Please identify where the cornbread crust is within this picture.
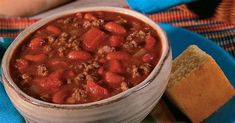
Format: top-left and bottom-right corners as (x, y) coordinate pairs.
(166, 45), (234, 123)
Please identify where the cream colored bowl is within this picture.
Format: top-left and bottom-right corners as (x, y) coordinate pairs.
(1, 7), (172, 123)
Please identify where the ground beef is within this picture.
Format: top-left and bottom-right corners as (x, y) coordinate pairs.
(47, 35), (56, 44)
(124, 40), (139, 49)
(60, 32), (69, 38)
(85, 74), (99, 81)
(92, 61), (100, 68)
(131, 65), (140, 78)
(21, 74), (31, 82)
(126, 30), (146, 41)
(75, 73), (85, 81)
(43, 45), (52, 53)
(37, 64), (48, 76)
(140, 63), (152, 74)
(63, 17), (73, 24)
(66, 39), (80, 50)
(58, 47), (67, 57)
(67, 89), (80, 103)
(121, 82), (129, 91)
(67, 88), (89, 104)
(83, 61), (100, 72)
(115, 16), (127, 24)
(91, 19), (104, 27)
(68, 36), (77, 43)
(83, 20), (92, 28)
(98, 45), (115, 55)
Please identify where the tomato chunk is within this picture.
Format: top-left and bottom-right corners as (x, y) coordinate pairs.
(105, 72), (124, 88)
(48, 59), (68, 68)
(29, 37), (44, 50)
(52, 86), (71, 104)
(84, 13), (97, 21)
(46, 25), (62, 35)
(104, 22), (126, 35)
(68, 50), (92, 61)
(98, 66), (105, 75)
(24, 54), (47, 62)
(64, 70), (76, 79)
(106, 51), (130, 61)
(145, 34), (156, 50)
(109, 60), (125, 73)
(46, 69), (64, 88)
(33, 78), (47, 89)
(86, 80), (109, 100)
(142, 53), (154, 62)
(76, 12), (83, 19)
(83, 28), (106, 51)
(108, 35), (123, 47)
(52, 90), (68, 104)
(34, 70), (64, 90)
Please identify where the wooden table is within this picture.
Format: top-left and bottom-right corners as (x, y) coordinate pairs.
(34, 0), (126, 18)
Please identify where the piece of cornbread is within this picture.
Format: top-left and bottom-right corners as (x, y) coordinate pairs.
(166, 45), (234, 123)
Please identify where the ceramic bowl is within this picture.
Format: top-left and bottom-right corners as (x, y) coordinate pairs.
(1, 7), (172, 123)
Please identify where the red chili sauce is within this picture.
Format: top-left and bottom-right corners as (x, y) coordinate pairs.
(10, 11), (162, 104)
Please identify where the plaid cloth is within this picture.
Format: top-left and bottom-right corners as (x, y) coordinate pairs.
(0, 6), (234, 57)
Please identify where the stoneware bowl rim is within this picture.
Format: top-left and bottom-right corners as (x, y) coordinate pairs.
(2, 6), (170, 109)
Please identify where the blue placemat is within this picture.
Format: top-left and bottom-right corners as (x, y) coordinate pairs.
(159, 23), (235, 123)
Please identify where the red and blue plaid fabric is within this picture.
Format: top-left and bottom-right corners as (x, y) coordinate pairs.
(0, 6), (234, 57)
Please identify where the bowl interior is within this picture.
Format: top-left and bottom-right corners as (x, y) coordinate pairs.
(2, 6), (170, 108)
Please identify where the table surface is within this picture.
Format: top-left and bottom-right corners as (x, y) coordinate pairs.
(34, 0), (126, 18)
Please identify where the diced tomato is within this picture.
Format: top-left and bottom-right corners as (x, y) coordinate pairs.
(24, 54), (47, 62)
(33, 78), (48, 89)
(131, 21), (141, 30)
(52, 90), (68, 104)
(83, 28), (106, 51)
(106, 51), (130, 61)
(86, 80), (109, 100)
(64, 70), (76, 79)
(46, 25), (62, 35)
(109, 60), (125, 73)
(98, 58), (106, 63)
(76, 12), (83, 19)
(29, 37), (44, 50)
(105, 72), (124, 88)
(84, 13), (97, 21)
(142, 53), (154, 62)
(33, 71), (66, 91)
(145, 34), (156, 50)
(15, 59), (29, 73)
(68, 50), (92, 61)
(98, 66), (105, 75)
(48, 59), (68, 68)
(108, 35), (124, 47)
(46, 69), (64, 88)
(104, 22), (126, 35)
(52, 86), (71, 104)
(96, 11), (104, 17)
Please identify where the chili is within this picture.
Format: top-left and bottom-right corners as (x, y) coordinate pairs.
(10, 11), (162, 104)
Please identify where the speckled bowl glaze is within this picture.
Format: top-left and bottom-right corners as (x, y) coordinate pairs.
(2, 7), (172, 123)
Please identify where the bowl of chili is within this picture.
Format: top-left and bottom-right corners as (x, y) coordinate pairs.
(1, 7), (172, 123)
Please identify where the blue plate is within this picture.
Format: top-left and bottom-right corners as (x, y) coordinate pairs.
(158, 23), (235, 123)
